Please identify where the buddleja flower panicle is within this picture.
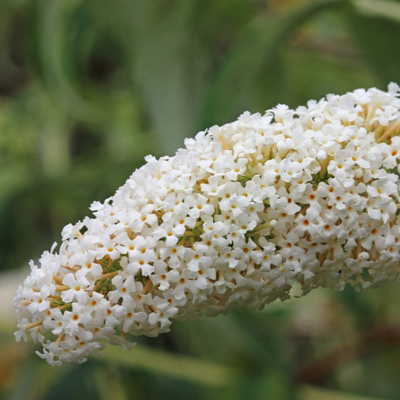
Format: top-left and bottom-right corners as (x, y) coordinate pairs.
(13, 83), (400, 365)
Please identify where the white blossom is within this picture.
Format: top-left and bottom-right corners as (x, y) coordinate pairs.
(13, 83), (400, 365)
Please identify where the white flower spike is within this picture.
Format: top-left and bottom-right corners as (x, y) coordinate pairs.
(13, 84), (400, 365)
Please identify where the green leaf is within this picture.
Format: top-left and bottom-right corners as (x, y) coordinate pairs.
(353, 0), (400, 23)
(279, 46), (375, 107)
(99, 344), (242, 388)
(347, 0), (400, 86)
(299, 384), (388, 400)
(29, 0), (101, 122)
(133, 0), (208, 155)
(202, 0), (345, 127)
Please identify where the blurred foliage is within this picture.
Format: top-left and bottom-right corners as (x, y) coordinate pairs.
(2, 0), (400, 399)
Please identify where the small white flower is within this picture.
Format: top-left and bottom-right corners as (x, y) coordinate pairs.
(61, 274), (91, 304)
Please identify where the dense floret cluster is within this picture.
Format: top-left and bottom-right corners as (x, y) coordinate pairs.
(13, 84), (400, 365)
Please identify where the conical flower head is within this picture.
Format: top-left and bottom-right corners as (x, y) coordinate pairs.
(13, 83), (400, 365)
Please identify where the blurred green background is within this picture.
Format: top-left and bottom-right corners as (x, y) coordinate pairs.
(2, 0), (400, 399)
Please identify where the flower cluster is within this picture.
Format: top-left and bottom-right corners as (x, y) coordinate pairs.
(13, 84), (400, 365)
